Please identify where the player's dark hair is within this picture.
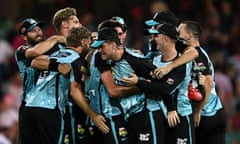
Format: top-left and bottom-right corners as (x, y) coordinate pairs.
(181, 20), (202, 40)
(97, 19), (123, 31)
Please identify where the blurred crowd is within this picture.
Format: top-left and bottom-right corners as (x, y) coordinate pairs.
(0, 0), (240, 143)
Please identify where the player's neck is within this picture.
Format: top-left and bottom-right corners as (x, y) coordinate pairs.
(189, 39), (200, 47)
(59, 29), (68, 37)
(162, 44), (178, 62)
(68, 46), (83, 56)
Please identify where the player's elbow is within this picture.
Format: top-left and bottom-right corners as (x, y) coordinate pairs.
(32, 49), (42, 57)
(108, 90), (119, 98)
(107, 89), (122, 98)
(191, 47), (199, 58)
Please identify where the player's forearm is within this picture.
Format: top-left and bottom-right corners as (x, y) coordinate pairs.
(101, 71), (139, 97)
(195, 75), (212, 112)
(74, 95), (97, 119)
(108, 86), (140, 97)
(25, 35), (63, 58)
(31, 55), (49, 70)
(70, 82), (97, 118)
(169, 47), (198, 70)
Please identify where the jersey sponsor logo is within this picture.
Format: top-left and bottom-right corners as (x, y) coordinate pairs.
(197, 62), (206, 71)
(88, 126), (95, 136)
(63, 134), (70, 144)
(21, 45), (30, 50)
(118, 127), (128, 136)
(81, 65), (87, 74)
(176, 138), (188, 144)
(139, 133), (150, 141)
(81, 74), (86, 81)
(166, 77), (174, 85)
(77, 124), (86, 140)
(118, 127), (128, 141)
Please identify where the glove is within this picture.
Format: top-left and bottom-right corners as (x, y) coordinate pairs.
(94, 52), (111, 73)
(188, 83), (203, 101)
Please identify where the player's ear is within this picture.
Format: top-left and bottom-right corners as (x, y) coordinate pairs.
(21, 34), (27, 41)
(80, 39), (84, 46)
(62, 20), (68, 28)
(187, 33), (193, 40)
(81, 38), (88, 45)
(82, 38), (91, 48)
(163, 35), (168, 42)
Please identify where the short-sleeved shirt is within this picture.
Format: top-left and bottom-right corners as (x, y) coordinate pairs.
(25, 48), (86, 114)
(112, 58), (145, 120)
(87, 51), (122, 119)
(15, 45), (39, 102)
(150, 53), (193, 117)
(122, 49), (163, 112)
(193, 47), (223, 116)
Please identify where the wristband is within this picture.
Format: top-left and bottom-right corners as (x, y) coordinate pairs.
(48, 58), (60, 72)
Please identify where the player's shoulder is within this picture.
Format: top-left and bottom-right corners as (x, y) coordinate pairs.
(176, 38), (189, 53)
(52, 48), (80, 64)
(16, 45), (30, 52)
(52, 48), (77, 57)
(15, 45), (32, 60)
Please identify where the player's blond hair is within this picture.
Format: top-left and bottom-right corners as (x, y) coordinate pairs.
(52, 7), (77, 32)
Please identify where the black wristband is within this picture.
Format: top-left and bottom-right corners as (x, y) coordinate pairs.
(48, 59), (60, 72)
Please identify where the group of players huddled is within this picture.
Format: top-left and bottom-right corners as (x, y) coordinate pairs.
(15, 7), (226, 144)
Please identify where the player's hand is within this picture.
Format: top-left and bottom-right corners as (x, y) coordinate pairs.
(58, 63), (71, 77)
(121, 73), (138, 86)
(47, 35), (66, 44)
(56, 35), (66, 44)
(153, 65), (172, 79)
(92, 114), (109, 134)
(167, 110), (180, 127)
(51, 35), (66, 43)
(194, 110), (201, 127)
(198, 73), (205, 86)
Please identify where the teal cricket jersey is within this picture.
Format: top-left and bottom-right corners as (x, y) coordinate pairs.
(25, 48), (83, 114)
(15, 45), (39, 102)
(193, 47), (223, 116)
(152, 53), (193, 117)
(123, 49), (163, 112)
(86, 51), (122, 119)
(112, 57), (145, 120)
